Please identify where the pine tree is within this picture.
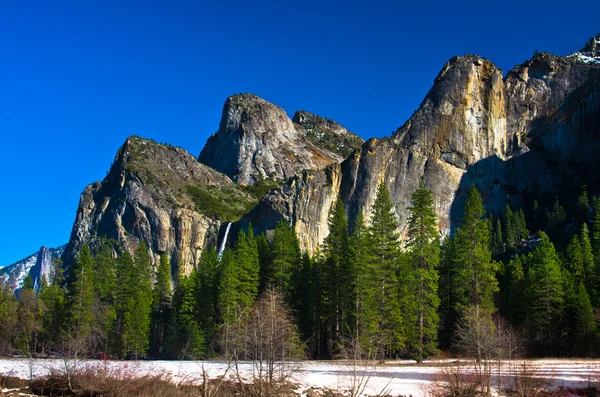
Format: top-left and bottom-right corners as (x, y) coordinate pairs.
(580, 223), (597, 305)
(506, 255), (526, 325)
(268, 221), (301, 306)
(92, 240), (117, 354)
(504, 205), (516, 252)
(438, 236), (460, 348)
(454, 185), (497, 360)
(196, 245), (219, 352)
(350, 212), (379, 354)
(115, 242), (153, 357)
(455, 185), (497, 312)
(573, 283), (596, 357)
(368, 183), (405, 354)
(67, 245), (95, 338)
(169, 274), (204, 359)
(566, 235), (584, 282)
(150, 254), (172, 358)
(122, 242), (153, 356)
(592, 197), (600, 303)
(323, 198), (351, 351)
(404, 184), (440, 362)
(577, 186), (590, 224)
(234, 229), (260, 309)
(492, 218), (504, 256)
(525, 232), (564, 354)
(38, 262), (66, 354)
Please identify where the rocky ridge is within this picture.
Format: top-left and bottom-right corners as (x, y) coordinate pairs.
(62, 136), (257, 275)
(62, 34), (600, 274)
(198, 94), (363, 186)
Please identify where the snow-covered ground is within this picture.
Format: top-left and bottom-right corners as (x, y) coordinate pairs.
(1, 358), (600, 396)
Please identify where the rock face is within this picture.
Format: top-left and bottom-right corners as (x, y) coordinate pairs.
(246, 46), (600, 252)
(198, 94), (363, 186)
(64, 34), (600, 272)
(0, 246), (64, 292)
(62, 136), (256, 275)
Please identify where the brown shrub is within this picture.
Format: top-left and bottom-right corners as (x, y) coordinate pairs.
(0, 375), (28, 389)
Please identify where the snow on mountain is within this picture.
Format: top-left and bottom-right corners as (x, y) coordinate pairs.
(0, 245), (65, 292)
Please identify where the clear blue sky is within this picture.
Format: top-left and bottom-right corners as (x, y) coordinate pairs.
(0, 0), (598, 266)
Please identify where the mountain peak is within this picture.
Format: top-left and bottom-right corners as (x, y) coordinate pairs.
(567, 33), (600, 64)
(199, 94), (354, 186)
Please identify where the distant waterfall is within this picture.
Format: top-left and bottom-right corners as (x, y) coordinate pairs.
(217, 222), (232, 259)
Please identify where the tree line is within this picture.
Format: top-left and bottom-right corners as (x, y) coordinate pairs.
(2, 184), (600, 360)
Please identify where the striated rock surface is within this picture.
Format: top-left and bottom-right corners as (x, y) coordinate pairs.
(63, 136), (257, 275)
(198, 94), (363, 186)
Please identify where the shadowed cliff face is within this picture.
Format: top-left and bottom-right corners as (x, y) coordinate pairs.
(198, 94), (363, 186)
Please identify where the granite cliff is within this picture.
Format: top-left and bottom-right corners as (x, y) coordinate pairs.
(63, 34), (600, 274)
(198, 94), (363, 186)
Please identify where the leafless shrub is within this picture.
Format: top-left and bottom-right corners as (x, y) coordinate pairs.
(504, 360), (551, 397)
(231, 289), (305, 396)
(424, 361), (488, 397)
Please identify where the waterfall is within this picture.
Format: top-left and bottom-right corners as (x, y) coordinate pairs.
(217, 222), (232, 259)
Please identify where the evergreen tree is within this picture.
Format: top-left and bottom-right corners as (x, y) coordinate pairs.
(323, 198), (351, 351)
(492, 218), (504, 256)
(368, 183), (405, 354)
(455, 185), (497, 312)
(234, 229), (260, 309)
(580, 223), (597, 305)
(506, 255), (526, 325)
(504, 205), (516, 252)
(196, 245), (219, 352)
(38, 262), (66, 353)
(115, 242), (153, 357)
(0, 279), (19, 355)
(566, 235), (584, 282)
(573, 283), (596, 357)
(547, 198), (566, 238)
(454, 185), (497, 360)
(404, 184), (440, 362)
(592, 197), (600, 301)
(150, 254), (172, 358)
(350, 212), (379, 354)
(67, 245), (95, 339)
(22, 274), (34, 292)
(92, 240), (117, 354)
(169, 274), (204, 359)
(577, 186), (590, 224)
(438, 236), (460, 348)
(525, 232), (564, 354)
(268, 221), (301, 306)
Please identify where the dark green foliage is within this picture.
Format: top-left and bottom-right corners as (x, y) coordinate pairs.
(547, 198), (566, 237)
(195, 246), (219, 352)
(404, 184), (440, 362)
(22, 274), (34, 291)
(114, 242), (153, 356)
(455, 186), (497, 313)
(524, 232), (564, 354)
(169, 274), (204, 359)
(264, 221), (301, 306)
(573, 283), (596, 356)
(368, 184), (405, 353)
(67, 245), (95, 337)
(323, 198), (352, 353)
(0, 279), (19, 355)
(150, 254), (172, 358)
